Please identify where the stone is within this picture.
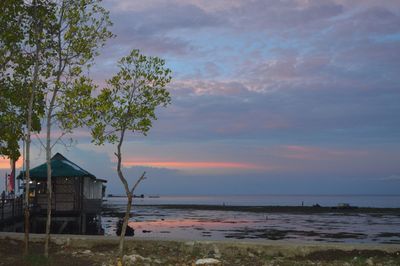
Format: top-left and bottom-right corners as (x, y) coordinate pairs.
(366, 257), (374, 266)
(186, 241), (195, 246)
(195, 258), (221, 265)
(123, 254), (152, 265)
(213, 245), (221, 259)
(54, 238), (66, 246)
(82, 249), (92, 254)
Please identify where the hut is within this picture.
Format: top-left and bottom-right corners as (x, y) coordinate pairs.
(18, 153), (107, 234)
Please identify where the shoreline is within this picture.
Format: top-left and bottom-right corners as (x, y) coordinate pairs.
(103, 204), (400, 214)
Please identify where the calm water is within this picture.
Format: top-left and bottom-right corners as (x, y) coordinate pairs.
(101, 195), (400, 244)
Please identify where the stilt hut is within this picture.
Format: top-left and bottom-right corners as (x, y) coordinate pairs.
(18, 153), (107, 234)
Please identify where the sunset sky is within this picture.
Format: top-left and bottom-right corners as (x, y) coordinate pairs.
(1, 0), (400, 195)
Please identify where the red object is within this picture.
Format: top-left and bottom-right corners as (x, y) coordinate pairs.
(7, 163), (15, 193)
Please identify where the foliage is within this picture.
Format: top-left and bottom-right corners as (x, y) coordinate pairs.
(0, 0), (54, 160)
(91, 49), (172, 145)
(48, 0), (114, 132)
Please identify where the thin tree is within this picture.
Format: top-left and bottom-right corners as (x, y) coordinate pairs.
(39, 0), (113, 257)
(90, 49), (171, 257)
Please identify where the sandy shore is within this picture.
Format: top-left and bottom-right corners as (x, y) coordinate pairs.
(1, 232), (399, 265)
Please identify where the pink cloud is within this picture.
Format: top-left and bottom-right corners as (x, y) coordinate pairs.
(121, 160), (266, 171)
(280, 145), (369, 160)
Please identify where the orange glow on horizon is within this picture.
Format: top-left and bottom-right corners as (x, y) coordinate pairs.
(122, 160), (264, 170)
(0, 157), (23, 169)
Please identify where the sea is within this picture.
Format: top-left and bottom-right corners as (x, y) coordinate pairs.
(101, 194), (400, 244)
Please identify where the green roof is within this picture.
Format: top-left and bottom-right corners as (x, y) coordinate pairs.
(18, 153), (97, 181)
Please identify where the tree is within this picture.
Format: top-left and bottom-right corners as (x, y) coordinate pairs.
(0, 0), (113, 256)
(0, 0), (52, 255)
(39, 0), (113, 257)
(90, 49), (171, 257)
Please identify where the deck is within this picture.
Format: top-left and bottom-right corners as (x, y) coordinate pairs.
(1, 196), (103, 234)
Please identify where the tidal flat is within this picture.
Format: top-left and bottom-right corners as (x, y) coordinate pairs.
(101, 204), (400, 244)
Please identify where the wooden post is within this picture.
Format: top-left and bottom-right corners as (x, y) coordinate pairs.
(82, 213), (86, 234)
(12, 198), (14, 218)
(1, 197), (4, 222)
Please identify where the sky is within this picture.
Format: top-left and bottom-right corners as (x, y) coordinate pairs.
(1, 0), (400, 195)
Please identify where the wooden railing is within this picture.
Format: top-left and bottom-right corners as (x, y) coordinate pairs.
(0, 197), (23, 225)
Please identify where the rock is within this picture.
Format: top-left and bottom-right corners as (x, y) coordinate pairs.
(248, 252), (255, 258)
(366, 257), (374, 266)
(212, 245), (221, 259)
(9, 240), (18, 246)
(123, 254), (152, 265)
(81, 249), (92, 254)
(195, 258), (221, 265)
(54, 238), (66, 246)
(116, 219), (135, 236)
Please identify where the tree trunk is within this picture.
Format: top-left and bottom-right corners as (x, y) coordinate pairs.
(118, 192), (132, 256)
(44, 3), (64, 255)
(116, 128), (129, 257)
(115, 129), (146, 257)
(44, 113), (52, 257)
(24, 0), (41, 255)
(24, 128), (31, 256)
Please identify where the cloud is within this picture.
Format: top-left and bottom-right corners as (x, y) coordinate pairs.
(121, 160), (266, 171)
(9, 0), (398, 195)
(0, 157), (23, 169)
(378, 175), (400, 182)
(226, 1), (344, 32)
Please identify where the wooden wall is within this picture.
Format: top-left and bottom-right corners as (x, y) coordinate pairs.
(36, 177), (78, 212)
(34, 177), (103, 214)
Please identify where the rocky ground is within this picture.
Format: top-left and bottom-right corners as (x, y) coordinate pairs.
(0, 235), (399, 266)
